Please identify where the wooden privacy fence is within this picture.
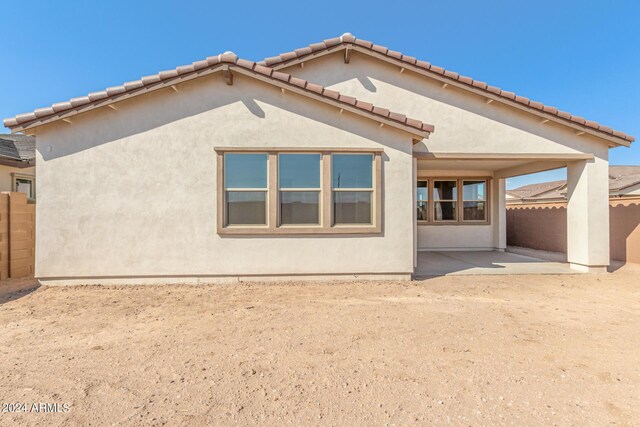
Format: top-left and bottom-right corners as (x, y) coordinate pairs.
(507, 197), (640, 264)
(0, 192), (35, 279)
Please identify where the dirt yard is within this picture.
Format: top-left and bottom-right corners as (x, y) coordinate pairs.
(1, 269), (639, 426)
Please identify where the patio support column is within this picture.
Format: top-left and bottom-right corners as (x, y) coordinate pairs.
(413, 157), (418, 270)
(492, 177), (506, 251)
(566, 156), (610, 272)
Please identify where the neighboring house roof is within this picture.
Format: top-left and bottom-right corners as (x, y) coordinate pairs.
(260, 33), (634, 146)
(609, 165), (640, 192)
(507, 166), (640, 202)
(0, 134), (35, 167)
(3, 53), (433, 138)
(506, 180), (566, 199)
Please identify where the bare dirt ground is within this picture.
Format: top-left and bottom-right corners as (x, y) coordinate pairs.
(1, 269), (639, 426)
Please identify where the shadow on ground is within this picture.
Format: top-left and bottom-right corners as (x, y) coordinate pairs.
(0, 278), (40, 305)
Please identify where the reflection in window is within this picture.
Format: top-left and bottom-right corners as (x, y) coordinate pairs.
(434, 180), (457, 221)
(332, 154), (372, 189)
(463, 180), (487, 221)
(224, 154), (268, 225)
(225, 153), (267, 188)
(417, 180), (428, 221)
(332, 154), (373, 224)
(334, 192), (372, 224)
(226, 192), (267, 225)
(15, 178), (34, 199)
(279, 154), (321, 225)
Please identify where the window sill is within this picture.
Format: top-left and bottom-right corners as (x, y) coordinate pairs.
(218, 225), (382, 235)
(417, 221), (490, 226)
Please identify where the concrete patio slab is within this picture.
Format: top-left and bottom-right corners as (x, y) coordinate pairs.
(415, 250), (581, 277)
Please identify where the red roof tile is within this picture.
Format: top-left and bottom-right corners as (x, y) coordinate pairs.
(3, 52), (434, 137)
(260, 34), (634, 144)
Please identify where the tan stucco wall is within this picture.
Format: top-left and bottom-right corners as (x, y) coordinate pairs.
(0, 165), (35, 193)
(34, 73), (416, 279)
(283, 52), (608, 251)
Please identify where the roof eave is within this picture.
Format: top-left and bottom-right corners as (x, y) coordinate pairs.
(269, 42), (633, 148)
(0, 157), (34, 168)
(6, 61), (433, 141)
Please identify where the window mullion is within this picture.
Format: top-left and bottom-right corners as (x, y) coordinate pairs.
(268, 152), (278, 231)
(374, 153), (382, 227)
(322, 152), (332, 229)
(457, 179), (462, 223)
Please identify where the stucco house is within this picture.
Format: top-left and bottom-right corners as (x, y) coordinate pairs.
(3, 34), (635, 284)
(0, 134), (36, 200)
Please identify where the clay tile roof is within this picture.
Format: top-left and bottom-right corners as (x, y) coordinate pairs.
(259, 34), (634, 145)
(3, 51), (434, 138)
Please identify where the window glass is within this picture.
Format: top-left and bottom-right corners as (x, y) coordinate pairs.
(434, 180), (457, 201)
(463, 202), (486, 221)
(463, 180), (487, 221)
(226, 192), (267, 225)
(279, 154), (320, 188)
(417, 181), (428, 221)
(334, 192), (372, 224)
(463, 180), (485, 201)
(434, 201), (457, 221)
(279, 154), (320, 225)
(16, 178), (33, 199)
(281, 192), (319, 225)
(225, 153), (267, 188)
(332, 154), (372, 189)
(434, 180), (457, 221)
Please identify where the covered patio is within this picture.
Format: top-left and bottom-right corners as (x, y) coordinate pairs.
(413, 151), (611, 274)
(414, 250), (578, 277)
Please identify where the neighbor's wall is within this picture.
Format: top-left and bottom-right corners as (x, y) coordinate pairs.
(0, 192), (36, 279)
(34, 73), (416, 279)
(506, 198), (640, 264)
(0, 165), (35, 193)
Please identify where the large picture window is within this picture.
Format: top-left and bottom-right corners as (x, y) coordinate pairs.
(417, 178), (489, 225)
(216, 148), (382, 235)
(332, 154), (373, 225)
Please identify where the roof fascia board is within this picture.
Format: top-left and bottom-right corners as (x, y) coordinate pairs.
(0, 158), (34, 168)
(414, 152), (594, 160)
(275, 45), (630, 148)
(495, 160), (568, 178)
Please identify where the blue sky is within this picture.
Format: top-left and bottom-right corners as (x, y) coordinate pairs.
(1, 1), (637, 189)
